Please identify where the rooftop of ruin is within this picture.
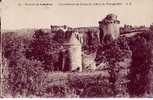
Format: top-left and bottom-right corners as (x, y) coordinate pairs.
(99, 13), (120, 25)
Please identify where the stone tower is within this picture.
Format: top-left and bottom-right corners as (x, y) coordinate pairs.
(63, 31), (82, 72)
(68, 31), (82, 72)
(99, 13), (120, 43)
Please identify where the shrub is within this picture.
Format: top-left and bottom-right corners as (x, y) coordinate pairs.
(67, 73), (112, 97)
(7, 57), (48, 97)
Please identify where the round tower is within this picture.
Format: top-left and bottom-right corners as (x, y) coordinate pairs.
(99, 13), (120, 43)
(66, 31), (82, 72)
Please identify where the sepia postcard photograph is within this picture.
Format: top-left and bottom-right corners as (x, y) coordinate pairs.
(0, 0), (153, 98)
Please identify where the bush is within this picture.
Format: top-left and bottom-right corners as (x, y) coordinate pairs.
(7, 57), (48, 97)
(67, 73), (112, 97)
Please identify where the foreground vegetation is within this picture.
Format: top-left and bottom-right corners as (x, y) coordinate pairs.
(1, 28), (153, 97)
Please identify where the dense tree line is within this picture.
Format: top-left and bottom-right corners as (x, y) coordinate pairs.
(128, 32), (153, 97)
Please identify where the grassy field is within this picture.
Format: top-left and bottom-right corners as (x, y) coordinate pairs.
(41, 71), (111, 98)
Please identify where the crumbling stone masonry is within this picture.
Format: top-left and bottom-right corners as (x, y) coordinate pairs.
(99, 13), (120, 43)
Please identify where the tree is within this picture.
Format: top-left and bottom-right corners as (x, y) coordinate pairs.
(2, 32), (24, 60)
(95, 36), (132, 96)
(128, 32), (153, 97)
(27, 29), (63, 71)
(83, 30), (99, 54)
(150, 24), (153, 31)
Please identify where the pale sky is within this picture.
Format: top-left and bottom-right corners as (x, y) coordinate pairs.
(1, 0), (153, 30)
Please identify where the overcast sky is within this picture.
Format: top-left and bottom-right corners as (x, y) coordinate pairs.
(1, 0), (153, 30)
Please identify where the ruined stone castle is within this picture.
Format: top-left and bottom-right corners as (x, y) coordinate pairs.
(51, 13), (120, 72)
